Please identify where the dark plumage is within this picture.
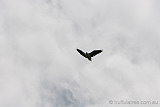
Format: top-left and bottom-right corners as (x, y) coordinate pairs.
(77, 49), (102, 61)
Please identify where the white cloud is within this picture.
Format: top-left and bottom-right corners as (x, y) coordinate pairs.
(0, 0), (160, 107)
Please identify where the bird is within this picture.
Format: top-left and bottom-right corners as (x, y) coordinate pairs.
(77, 48), (102, 61)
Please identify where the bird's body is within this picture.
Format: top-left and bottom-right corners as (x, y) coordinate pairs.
(77, 49), (102, 61)
(85, 52), (91, 61)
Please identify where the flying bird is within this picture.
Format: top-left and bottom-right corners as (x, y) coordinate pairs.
(77, 48), (102, 61)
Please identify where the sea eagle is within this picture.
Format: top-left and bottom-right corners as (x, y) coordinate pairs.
(77, 48), (102, 61)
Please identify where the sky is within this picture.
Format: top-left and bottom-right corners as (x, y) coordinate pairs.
(0, 0), (160, 107)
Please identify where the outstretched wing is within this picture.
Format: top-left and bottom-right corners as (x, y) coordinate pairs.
(77, 49), (87, 58)
(89, 50), (102, 57)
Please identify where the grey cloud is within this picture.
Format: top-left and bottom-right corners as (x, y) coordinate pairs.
(1, 0), (160, 107)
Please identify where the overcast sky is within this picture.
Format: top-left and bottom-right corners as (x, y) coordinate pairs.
(0, 0), (160, 107)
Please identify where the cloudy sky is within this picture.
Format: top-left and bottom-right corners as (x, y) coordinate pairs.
(0, 0), (160, 107)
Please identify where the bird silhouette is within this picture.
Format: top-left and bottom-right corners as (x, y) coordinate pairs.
(77, 48), (102, 61)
